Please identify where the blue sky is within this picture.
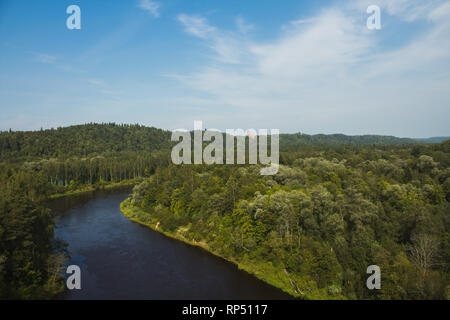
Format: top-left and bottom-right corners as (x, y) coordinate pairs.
(0, 0), (449, 138)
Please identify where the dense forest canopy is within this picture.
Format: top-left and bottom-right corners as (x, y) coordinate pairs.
(0, 123), (432, 161)
(124, 139), (450, 299)
(0, 170), (65, 298)
(0, 123), (172, 161)
(0, 123), (449, 299)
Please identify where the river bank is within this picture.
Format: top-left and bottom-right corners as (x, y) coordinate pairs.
(53, 190), (292, 299)
(120, 198), (301, 299)
(50, 178), (141, 199)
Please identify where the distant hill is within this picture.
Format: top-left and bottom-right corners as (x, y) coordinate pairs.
(280, 133), (417, 149)
(0, 123), (172, 161)
(415, 137), (450, 143)
(0, 123), (431, 161)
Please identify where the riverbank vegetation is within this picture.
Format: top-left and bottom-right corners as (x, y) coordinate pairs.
(1, 123), (449, 299)
(0, 124), (172, 299)
(124, 141), (450, 299)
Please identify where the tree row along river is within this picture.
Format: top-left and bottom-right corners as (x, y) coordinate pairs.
(49, 188), (291, 299)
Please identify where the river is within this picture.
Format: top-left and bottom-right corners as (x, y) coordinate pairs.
(51, 188), (292, 299)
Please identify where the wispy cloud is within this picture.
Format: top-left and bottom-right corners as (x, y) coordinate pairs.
(87, 78), (120, 97)
(236, 17), (254, 34)
(171, 1), (450, 136)
(352, 0), (442, 22)
(35, 53), (57, 64)
(33, 52), (86, 73)
(177, 14), (249, 64)
(177, 14), (216, 39)
(138, 0), (161, 18)
(88, 78), (105, 86)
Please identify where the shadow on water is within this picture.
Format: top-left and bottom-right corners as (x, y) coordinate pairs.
(49, 188), (293, 300)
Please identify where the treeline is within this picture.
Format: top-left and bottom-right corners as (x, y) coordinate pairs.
(1, 123), (423, 162)
(19, 152), (171, 189)
(0, 123), (172, 161)
(279, 133), (418, 150)
(0, 123), (428, 194)
(124, 140), (450, 299)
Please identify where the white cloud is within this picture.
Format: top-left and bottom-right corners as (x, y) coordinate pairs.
(100, 89), (120, 96)
(253, 9), (372, 78)
(177, 14), (247, 64)
(138, 0), (161, 18)
(88, 78), (105, 86)
(35, 53), (57, 64)
(33, 53), (86, 74)
(236, 17), (254, 33)
(171, 3), (450, 137)
(177, 14), (216, 39)
(282, 18), (317, 30)
(428, 1), (450, 21)
(353, 0), (442, 22)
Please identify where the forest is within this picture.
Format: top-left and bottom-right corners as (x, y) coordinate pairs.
(0, 123), (449, 299)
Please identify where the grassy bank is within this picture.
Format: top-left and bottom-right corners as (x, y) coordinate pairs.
(120, 198), (303, 299)
(50, 179), (141, 199)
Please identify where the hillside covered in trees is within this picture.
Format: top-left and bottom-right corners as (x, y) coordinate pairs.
(123, 140), (450, 299)
(0, 123), (422, 161)
(0, 123), (172, 161)
(0, 123), (449, 299)
(0, 124), (423, 194)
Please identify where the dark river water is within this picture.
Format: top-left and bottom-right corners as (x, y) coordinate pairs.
(51, 188), (292, 300)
